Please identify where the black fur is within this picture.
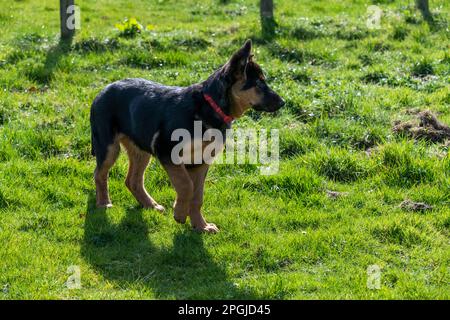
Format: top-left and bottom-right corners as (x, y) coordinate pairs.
(90, 40), (284, 168)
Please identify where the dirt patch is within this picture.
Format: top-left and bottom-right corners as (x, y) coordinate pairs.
(365, 146), (380, 157)
(443, 140), (450, 148)
(393, 110), (450, 143)
(400, 199), (433, 212)
(326, 190), (349, 199)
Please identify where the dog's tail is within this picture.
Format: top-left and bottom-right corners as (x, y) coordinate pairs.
(90, 83), (117, 162)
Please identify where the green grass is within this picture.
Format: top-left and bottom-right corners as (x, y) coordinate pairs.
(0, 0), (449, 299)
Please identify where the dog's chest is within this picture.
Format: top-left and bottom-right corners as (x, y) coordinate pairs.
(176, 130), (225, 165)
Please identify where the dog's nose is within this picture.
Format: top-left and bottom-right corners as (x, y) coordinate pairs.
(279, 98), (285, 107)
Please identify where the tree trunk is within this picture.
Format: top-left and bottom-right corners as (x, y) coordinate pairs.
(60, 0), (75, 40)
(260, 0), (274, 20)
(260, 0), (276, 38)
(415, 0), (433, 22)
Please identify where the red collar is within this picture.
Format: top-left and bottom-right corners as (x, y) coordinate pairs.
(203, 93), (234, 124)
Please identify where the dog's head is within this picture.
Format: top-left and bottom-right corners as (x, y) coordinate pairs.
(224, 40), (285, 117)
(203, 40), (285, 120)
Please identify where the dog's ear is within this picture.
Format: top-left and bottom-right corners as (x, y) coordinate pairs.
(224, 39), (252, 80)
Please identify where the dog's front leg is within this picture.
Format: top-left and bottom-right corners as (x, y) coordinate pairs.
(162, 163), (193, 224)
(187, 164), (219, 233)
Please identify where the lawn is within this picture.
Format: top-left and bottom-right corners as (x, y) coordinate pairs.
(0, 0), (449, 299)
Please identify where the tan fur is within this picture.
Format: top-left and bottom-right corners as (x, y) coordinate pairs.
(178, 136), (224, 165)
(161, 163), (194, 224)
(94, 134), (164, 211)
(162, 163), (218, 233)
(120, 134), (164, 211)
(229, 79), (263, 118)
(94, 137), (120, 208)
(187, 164), (218, 233)
(94, 133), (218, 232)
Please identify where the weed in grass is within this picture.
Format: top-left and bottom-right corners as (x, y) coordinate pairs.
(391, 24), (409, 41)
(115, 18), (144, 38)
(312, 148), (373, 182)
(411, 58), (435, 77)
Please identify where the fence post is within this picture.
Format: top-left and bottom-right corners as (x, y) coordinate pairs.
(415, 0), (433, 22)
(60, 0), (75, 40)
(260, 0), (276, 38)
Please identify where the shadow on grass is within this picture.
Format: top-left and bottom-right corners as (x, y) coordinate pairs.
(261, 17), (277, 41)
(81, 193), (259, 299)
(32, 37), (72, 84)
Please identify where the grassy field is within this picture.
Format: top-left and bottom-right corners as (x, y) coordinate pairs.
(0, 0), (449, 299)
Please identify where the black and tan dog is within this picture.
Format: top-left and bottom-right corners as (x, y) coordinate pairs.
(90, 40), (284, 233)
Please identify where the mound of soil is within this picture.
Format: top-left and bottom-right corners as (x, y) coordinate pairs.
(326, 190), (349, 199)
(400, 199), (433, 212)
(393, 110), (450, 143)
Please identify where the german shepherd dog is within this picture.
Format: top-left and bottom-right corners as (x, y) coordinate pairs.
(90, 40), (284, 233)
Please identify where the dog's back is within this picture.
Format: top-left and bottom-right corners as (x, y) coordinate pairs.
(90, 78), (191, 165)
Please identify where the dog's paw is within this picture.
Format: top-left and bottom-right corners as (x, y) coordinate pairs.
(193, 223), (219, 234)
(96, 202), (113, 209)
(143, 202), (165, 212)
(173, 212), (187, 224)
(173, 201), (189, 224)
(153, 203), (165, 212)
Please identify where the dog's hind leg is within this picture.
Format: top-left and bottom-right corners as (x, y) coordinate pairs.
(121, 135), (165, 212)
(94, 137), (120, 208)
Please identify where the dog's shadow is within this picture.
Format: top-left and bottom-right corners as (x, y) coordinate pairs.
(81, 193), (258, 299)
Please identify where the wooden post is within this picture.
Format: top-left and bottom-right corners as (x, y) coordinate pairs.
(260, 0), (274, 21)
(415, 0), (433, 22)
(60, 0), (75, 40)
(260, 0), (276, 38)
